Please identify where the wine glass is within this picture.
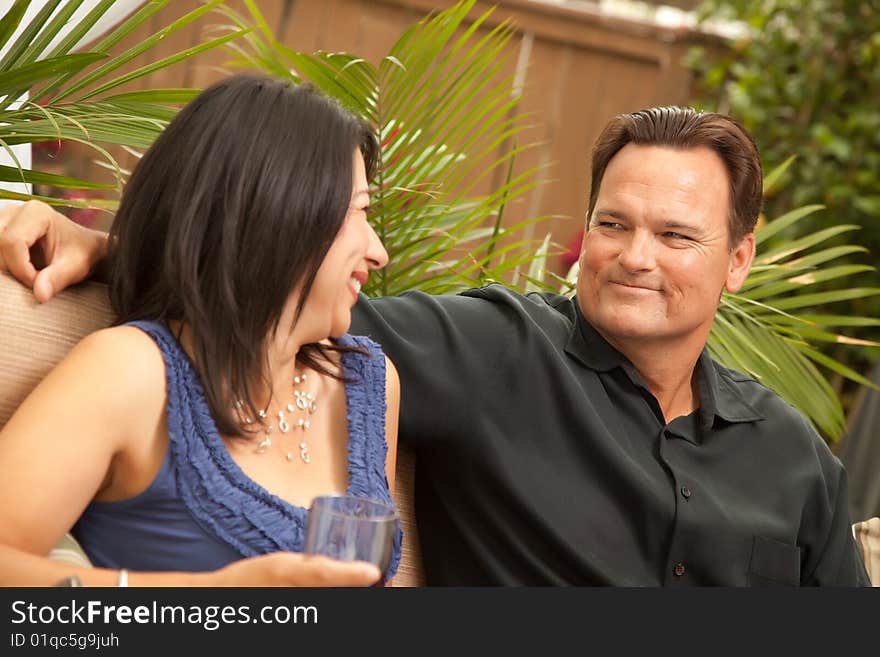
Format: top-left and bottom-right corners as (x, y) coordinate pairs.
(304, 494), (399, 580)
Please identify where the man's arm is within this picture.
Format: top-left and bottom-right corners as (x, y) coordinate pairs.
(351, 286), (530, 451)
(792, 410), (871, 586)
(0, 201), (108, 302)
(352, 291), (478, 449)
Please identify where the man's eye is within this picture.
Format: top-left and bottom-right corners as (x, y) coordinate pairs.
(598, 221), (622, 229)
(664, 232), (690, 240)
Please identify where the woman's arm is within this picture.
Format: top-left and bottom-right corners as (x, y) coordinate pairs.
(382, 356), (401, 587)
(0, 326), (382, 587)
(0, 545), (382, 587)
(383, 355), (400, 493)
(0, 328), (144, 559)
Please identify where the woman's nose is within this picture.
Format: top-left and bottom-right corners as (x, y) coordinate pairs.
(366, 223), (388, 269)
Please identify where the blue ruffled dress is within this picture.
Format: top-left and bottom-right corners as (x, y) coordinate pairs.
(73, 320), (402, 578)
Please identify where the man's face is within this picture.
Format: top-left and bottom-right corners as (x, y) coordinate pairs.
(576, 143), (754, 354)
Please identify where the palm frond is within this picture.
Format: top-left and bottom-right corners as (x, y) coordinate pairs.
(708, 161), (879, 439)
(708, 313), (846, 438)
(0, 0), (249, 206)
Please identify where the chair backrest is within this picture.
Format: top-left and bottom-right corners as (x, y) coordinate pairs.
(0, 272), (424, 586)
(0, 273), (115, 425)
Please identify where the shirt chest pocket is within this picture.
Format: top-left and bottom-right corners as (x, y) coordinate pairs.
(747, 535), (801, 586)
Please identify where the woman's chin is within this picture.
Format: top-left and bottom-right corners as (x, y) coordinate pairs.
(329, 317), (351, 339)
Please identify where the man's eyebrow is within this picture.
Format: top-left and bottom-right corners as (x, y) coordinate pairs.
(592, 209), (628, 220)
(591, 211), (702, 233)
(660, 220), (701, 232)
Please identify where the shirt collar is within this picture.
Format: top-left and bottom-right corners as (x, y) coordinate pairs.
(565, 296), (765, 433)
(564, 297), (624, 373)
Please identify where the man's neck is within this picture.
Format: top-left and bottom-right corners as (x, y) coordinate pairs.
(607, 335), (704, 423)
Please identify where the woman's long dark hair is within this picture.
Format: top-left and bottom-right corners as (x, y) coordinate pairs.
(108, 74), (379, 436)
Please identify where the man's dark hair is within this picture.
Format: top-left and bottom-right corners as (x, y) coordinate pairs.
(108, 74), (379, 435)
(588, 106), (762, 246)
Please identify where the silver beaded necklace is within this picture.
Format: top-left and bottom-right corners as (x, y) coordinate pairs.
(237, 372), (318, 464)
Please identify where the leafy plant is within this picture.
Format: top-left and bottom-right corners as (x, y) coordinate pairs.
(686, 0), (880, 358)
(0, 0), (251, 210)
(221, 0), (549, 297)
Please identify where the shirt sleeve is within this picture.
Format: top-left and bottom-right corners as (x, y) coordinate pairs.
(801, 432), (871, 586)
(350, 291), (503, 449)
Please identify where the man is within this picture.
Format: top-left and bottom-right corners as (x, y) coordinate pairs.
(1, 106), (870, 586)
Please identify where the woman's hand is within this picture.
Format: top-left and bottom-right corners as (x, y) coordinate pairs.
(0, 200), (109, 302)
(0, 546), (382, 587)
(210, 552), (382, 587)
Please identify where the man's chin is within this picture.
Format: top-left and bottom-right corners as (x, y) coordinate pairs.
(591, 315), (669, 342)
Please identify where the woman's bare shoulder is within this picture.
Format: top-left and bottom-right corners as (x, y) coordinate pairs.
(56, 325), (167, 411)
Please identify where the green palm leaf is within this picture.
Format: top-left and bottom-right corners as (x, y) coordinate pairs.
(709, 314), (845, 438)
(740, 265), (875, 301)
(709, 160), (879, 440)
(741, 245), (870, 289)
(0, 52), (106, 95)
(0, 0), (249, 206)
(753, 203), (823, 246)
(0, 163), (113, 189)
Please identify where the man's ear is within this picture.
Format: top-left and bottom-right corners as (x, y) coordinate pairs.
(724, 233), (755, 294)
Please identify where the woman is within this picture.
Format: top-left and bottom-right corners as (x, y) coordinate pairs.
(0, 74), (401, 586)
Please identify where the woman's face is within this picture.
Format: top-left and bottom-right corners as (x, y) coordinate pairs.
(293, 149), (388, 343)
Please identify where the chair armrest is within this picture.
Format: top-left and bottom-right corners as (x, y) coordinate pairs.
(853, 516), (880, 586)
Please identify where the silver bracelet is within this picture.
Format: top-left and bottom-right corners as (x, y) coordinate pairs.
(117, 568), (128, 587)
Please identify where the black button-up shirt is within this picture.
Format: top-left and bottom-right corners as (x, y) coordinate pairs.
(352, 285), (869, 586)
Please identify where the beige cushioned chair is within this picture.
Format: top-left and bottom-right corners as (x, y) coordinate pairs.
(854, 516), (880, 586)
(0, 272), (424, 586)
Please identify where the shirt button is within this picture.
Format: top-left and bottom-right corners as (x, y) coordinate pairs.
(681, 485), (691, 499)
(673, 562), (686, 577)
